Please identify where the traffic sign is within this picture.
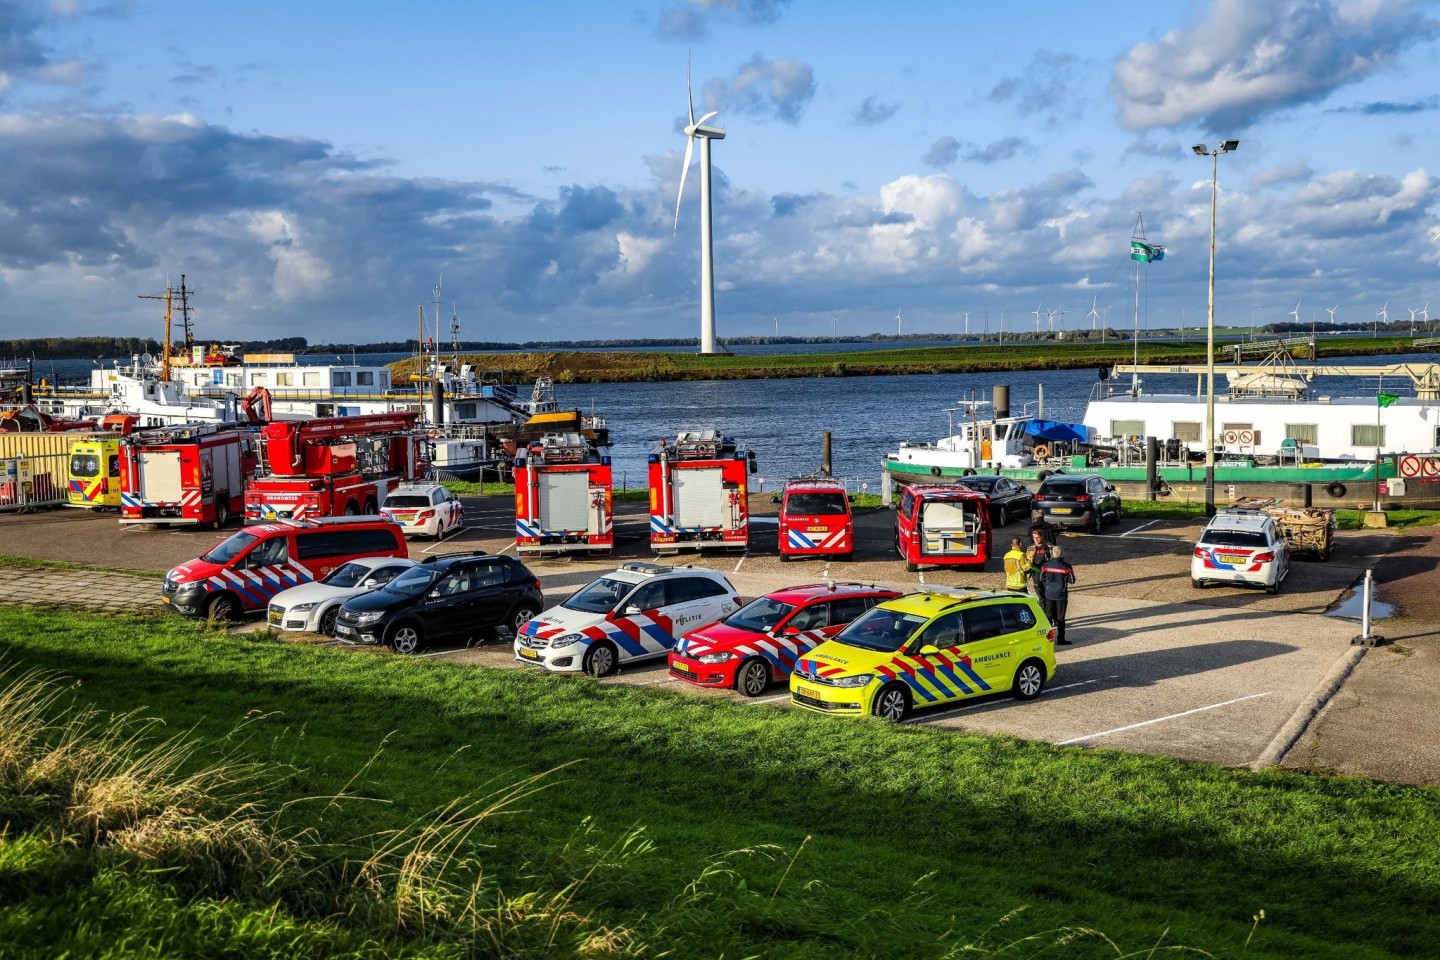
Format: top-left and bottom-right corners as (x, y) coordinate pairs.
(1400, 455), (1422, 478)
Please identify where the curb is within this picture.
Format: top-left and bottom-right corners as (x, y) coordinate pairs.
(1251, 644), (1368, 770)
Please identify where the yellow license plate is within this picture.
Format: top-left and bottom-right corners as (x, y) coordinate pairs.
(797, 685), (821, 700)
(672, 661), (694, 673)
(1219, 554), (1246, 564)
(520, 648), (539, 660)
(1053, 507), (1073, 514)
(162, 596), (171, 604)
(806, 525), (827, 532)
(268, 612), (281, 624)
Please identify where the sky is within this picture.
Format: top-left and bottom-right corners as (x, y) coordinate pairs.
(0, 0), (1437, 346)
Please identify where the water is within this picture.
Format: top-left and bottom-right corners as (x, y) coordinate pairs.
(22, 349), (1440, 489)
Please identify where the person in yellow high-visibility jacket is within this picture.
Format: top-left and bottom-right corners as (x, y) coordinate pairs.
(1002, 537), (1031, 592)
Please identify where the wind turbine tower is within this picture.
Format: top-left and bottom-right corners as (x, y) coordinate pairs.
(961, 310), (971, 336)
(895, 307), (903, 337)
(1377, 302), (1388, 336)
(1086, 297), (1100, 331)
(673, 61), (726, 354)
(1289, 301), (1301, 325)
(1325, 304), (1338, 326)
(1409, 307), (1421, 334)
(1032, 305), (1043, 334)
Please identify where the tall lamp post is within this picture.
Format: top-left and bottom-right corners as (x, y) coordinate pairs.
(1192, 138), (1240, 517)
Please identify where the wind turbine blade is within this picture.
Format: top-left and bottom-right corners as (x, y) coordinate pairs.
(686, 55), (695, 127)
(693, 110), (718, 129)
(673, 135), (695, 233)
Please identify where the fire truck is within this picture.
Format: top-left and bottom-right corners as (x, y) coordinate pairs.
(118, 422), (259, 527)
(648, 429), (757, 554)
(244, 412), (421, 523)
(513, 432), (613, 555)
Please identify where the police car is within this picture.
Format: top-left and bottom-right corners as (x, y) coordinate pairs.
(380, 483), (465, 539)
(1191, 509), (1290, 593)
(514, 562), (741, 676)
(789, 587), (1056, 722)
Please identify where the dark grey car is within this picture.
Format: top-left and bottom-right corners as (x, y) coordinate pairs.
(1032, 474), (1122, 532)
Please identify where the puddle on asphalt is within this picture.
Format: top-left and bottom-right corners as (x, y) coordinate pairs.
(1326, 588), (1397, 621)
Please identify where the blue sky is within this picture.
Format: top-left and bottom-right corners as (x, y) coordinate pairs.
(0, 0), (1437, 345)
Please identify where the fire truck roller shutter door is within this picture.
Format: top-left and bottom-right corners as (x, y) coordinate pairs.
(539, 472), (590, 531)
(674, 467), (726, 528)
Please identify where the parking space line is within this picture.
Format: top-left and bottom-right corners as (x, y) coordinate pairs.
(733, 556), (746, 572)
(1056, 691), (1272, 746)
(747, 692), (791, 705)
(1120, 520), (1160, 537)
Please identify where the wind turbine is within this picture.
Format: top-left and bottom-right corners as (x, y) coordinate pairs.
(1086, 296), (1100, 331)
(894, 307), (903, 337)
(1032, 305), (1043, 334)
(1408, 306), (1421, 334)
(772, 316), (779, 337)
(961, 310), (971, 336)
(673, 60), (726, 355)
(1377, 302), (1388, 336)
(1325, 304), (1338, 326)
(1289, 301), (1301, 325)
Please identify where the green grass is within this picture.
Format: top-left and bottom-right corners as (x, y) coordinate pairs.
(0, 553), (162, 578)
(2, 609), (1439, 957)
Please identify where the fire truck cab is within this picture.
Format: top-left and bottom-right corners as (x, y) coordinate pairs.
(778, 478), (854, 560)
(648, 429), (756, 554)
(119, 422), (258, 528)
(513, 432), (613, 555)
(894, 483), (992, 572)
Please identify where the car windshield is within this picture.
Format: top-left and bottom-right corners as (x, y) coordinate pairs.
(322, 562), (372, 588)
(1201, 529), (1269, 548)
(70, 454), (101, 478)
(563, 576), (633, 614)
(786, 492), (848, 515)
(958, 478), (995, 493)
(724, 596), (797, 632)
(200, 531), (258, 565)
(832, 606), (929, 652)
(385, 495), (430, 508)
(382, 567), (441, 597)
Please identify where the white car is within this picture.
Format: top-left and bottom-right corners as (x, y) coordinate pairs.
(268, 556), (417, 635)
(513, 562), (741, 676)
(381, 483), (465, 539)
(1191, 509), (1290, 593)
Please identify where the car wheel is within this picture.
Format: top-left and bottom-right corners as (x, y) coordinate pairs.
(363, 497), (378, 515)
(871, 683), (910, 722)
(1266, 580), (1280, 595)
(213, 499), (229, 530)
(344, 501), (359, 517)
(735, 658), (771, 697)
(206, 592), (239, 622)
(387, 621), (423, 655)
(583, 640), (618, 678)
(1012, 659), (1047, 700)
(1191, 578), (1205, 589)
(318, 605), (340, 636)
(905, 559), (919, 573)
(779, 552), (792, 563)
(507, 604), (537, 639)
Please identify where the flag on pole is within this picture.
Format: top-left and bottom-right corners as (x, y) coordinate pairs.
(1131, 240), (1166, 262)
(1377, 393), (1400, 407)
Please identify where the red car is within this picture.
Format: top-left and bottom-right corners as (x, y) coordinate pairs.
(668, 582), (902, 696)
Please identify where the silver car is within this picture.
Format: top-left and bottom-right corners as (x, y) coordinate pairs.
(268, 556), (417, 635)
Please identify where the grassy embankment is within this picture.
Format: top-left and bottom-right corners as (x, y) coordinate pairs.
(393, 336), (1427, 384)
(2, 607), (1439, 958)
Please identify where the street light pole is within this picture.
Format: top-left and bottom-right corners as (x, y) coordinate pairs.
(1193, 138), (1239, 517)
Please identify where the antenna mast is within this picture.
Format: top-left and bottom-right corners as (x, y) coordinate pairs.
(176, 275), (195, 355)
(138, 282), (176, 381)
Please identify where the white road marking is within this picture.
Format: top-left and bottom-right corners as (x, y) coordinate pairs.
(1120, 520), (1161, 537)
(746, 692), (792, 705)
(1056, 691), (1272, 746)
(918, 572), (926, 584)
(733, 556), (746, 572)
(627, 676), (678, 688)
(498, 541), (516, 555)
(414, 648), (468, 658)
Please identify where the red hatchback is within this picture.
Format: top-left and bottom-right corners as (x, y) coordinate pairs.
(668, 582), (902, 696)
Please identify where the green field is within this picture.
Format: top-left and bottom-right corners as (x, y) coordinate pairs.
(2, 607), (1439, 958)
(392, 335), (1430, 384)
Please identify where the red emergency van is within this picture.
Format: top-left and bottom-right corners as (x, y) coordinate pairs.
(777, 478), (854, 561)
(894, 484), (992, 572)
(161, 516), (407, 621)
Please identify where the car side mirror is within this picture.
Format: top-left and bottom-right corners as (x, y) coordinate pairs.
(622, 604), (642, 615)
(427, 589), (443, 599)
(361, 579), (378, 588)
(1106, 484), (1116, 492)
(781, 625), (801, 636)
(918, 644), (941, 656)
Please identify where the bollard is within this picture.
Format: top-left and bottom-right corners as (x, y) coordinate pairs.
(821, 432), (832, 476)
(1351, 568), (1385, 646)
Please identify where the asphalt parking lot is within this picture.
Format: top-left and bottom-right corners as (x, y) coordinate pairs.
(2, 492), (1402, 773)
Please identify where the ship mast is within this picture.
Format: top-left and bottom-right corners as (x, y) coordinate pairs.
(138, 282), (176, 381)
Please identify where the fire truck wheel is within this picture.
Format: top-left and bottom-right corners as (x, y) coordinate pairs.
(363, 497), (378, 515)
(840, 551), (854, 562)
(213, 499), (230, 530)
(387, 621), (423, 655)
(779, 552), (792, 563)
(344, 500), (359, 516)
(736, 658), (771, 697)
(318, 606), (340, 637)
(583, 641), (617, 678)
(206, 592), (239, 622)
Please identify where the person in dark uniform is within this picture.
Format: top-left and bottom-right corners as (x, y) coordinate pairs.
(1039, 545), (1076, 645)
(1029, 509), (1057, 549)
(1024, 527), (1049, 597)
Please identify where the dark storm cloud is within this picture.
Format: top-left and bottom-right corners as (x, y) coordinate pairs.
(1112, 0), (1438, 131)
(852, 95), (899, 126)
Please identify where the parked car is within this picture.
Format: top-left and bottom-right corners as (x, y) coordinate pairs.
(267, 556), (417, 636)
(1191, 509), (1290, 593)
(894, 484), (993, 572)
(1032, 474), (1122, 532)
(777, 479), (854, 560)
(514, 562), (741, 676)
(381, 483), (465, 539)
(953, 474), (1033, 526)
(333, 551), (542, 654)
(669, 582), (902, 696)
(162, 517), (408, 621)
(789, 587), (1056, 721)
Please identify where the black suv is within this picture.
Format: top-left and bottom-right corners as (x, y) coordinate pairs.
(334, 552), (543, 654)
(1033, 473), (1122, 533)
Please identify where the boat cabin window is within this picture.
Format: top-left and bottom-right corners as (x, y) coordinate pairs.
(1172, 422), (1201, 443)
(225, 374), (242, 387)
(379, 373), (390, 389)
(454, 403), (477, 419)
(1284, 424), (1318, 444)
(304, 372), (322, 387)
(1110, 419), (1145, 438)
(1353, 424), (1385, 447)
(332, 372), (352, 387)
(276, 372), (294, 386)
(356, 372), (375, 386)
(249, 373), (267, 386)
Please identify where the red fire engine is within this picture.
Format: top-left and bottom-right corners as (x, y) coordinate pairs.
(648, 429), (756, 554)
(513, 432), (613, 555)
(244, 412), (421, 523)
(894, 483), (993, 572)
(119, 422), (259, 528)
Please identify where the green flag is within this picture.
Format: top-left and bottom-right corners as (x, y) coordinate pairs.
(1377, 393), (1400, 407)
(1131, 240), (1166, 263)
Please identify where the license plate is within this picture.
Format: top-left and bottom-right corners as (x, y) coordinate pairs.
(797, 685), (821, 700)
(268, 611), (281, 624)
(336, 625), (353, 637)
(161, 596), (171, 604)
(1219, 554), (1246, 564)
(520, 648), (539, 660)
(1053, 507), (1073, 514)
(806, 525), (827, 532)
(672, 660), (694, 674)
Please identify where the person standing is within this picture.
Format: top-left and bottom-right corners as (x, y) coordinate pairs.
(1002, 537), (1031, 592)
(1039, 545), (1076, 645)
(1024, 528), (1049, 597)
(1029, 509), (1057, 549)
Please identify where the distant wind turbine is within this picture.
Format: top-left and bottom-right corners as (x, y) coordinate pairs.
(1325, 304), (1338, 325)
(1032, 305), (1043, 334)
(673, 58), (726, 355)
(1045, 308), (1058, 332)
(961, 310), (971, 336)
(894, 307), (903, 337)
(1376, 302), (1388, 336)
(1086, 297), (1100, 331)
(1289, 301), (1301, 325)
(772, 316), (779, 337)
(1409, 306), (1421, 334)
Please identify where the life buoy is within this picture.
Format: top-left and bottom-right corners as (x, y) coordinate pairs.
(1326, 482), (1347, 498)
(1033, 444), (1051, 460)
